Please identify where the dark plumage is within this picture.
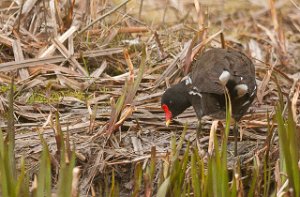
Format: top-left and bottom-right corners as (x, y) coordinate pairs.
(161, 48), (256, 125)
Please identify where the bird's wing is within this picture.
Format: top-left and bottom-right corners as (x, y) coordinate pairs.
(190, 48), (256, 95)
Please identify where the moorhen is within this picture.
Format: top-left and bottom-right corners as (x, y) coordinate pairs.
(161, 48), (256, 155)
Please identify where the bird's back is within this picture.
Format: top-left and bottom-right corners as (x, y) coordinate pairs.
(188, 48), (256, 120)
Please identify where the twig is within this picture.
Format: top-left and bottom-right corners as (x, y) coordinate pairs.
(16, 0), (25, 33)
(138, 0), (144, 19)
(220, 32), (225, 49)
(0, 48), (123, 72)
(289, 0), (300, 10)
(77, 0), (131, 35)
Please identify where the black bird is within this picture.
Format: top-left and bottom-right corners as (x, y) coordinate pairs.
(161, 48), (256, 155)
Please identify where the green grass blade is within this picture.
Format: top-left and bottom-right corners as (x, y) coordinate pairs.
(176, 123), (188, 156)
(191, 150), (201, 197)
(132, 163), (142, 197)
(195, 149), (207, 196)
(0, 129), (9, 197)
(0, 80), (17, 197)
(56, 129), (76, 197)
(275, 98), (300, 195)
(106, 82), (127, 134)
(125, 44), (147, 105)
(109, 170), (116, 197)
(157, 177), (170, 197)
(206, 157), (213, 196)
(179, 143), (190, 187)
(16, 157), (29, 197)
(57, 150), (76, 197)
(230, 175), (237, 197)
(7, 79), (16, 181)
(286, 104), (300, 195)
(263, 111), (272, 197)
(247, 155), (259, 197)
(275, 105), (290, 183)
(36, 134), (52, 197)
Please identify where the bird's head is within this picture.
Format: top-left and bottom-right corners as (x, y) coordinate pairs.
(161, 83), (191, 127)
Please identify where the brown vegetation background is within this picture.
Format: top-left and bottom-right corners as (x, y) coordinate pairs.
(0, 0), (299, 195)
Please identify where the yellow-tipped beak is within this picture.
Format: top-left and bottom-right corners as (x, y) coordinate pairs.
(166, 120), (171, 127)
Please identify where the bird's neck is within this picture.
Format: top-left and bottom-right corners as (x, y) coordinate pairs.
(172, 81), (192, 111)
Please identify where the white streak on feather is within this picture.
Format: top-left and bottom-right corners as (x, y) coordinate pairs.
(189, 90), (202, 97)
(242, 100), (250, 107)
(192, 86), (199, 91)
(185, 76), (192, 85)
(219, 70), (230, 86)
(235, 84), (248, 97)
(249, 85), (257, 97)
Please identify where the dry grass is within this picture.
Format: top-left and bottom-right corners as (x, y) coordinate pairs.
(0, 0), (300, 196)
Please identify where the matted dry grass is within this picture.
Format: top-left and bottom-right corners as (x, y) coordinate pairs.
(0, 0), (299, 195)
